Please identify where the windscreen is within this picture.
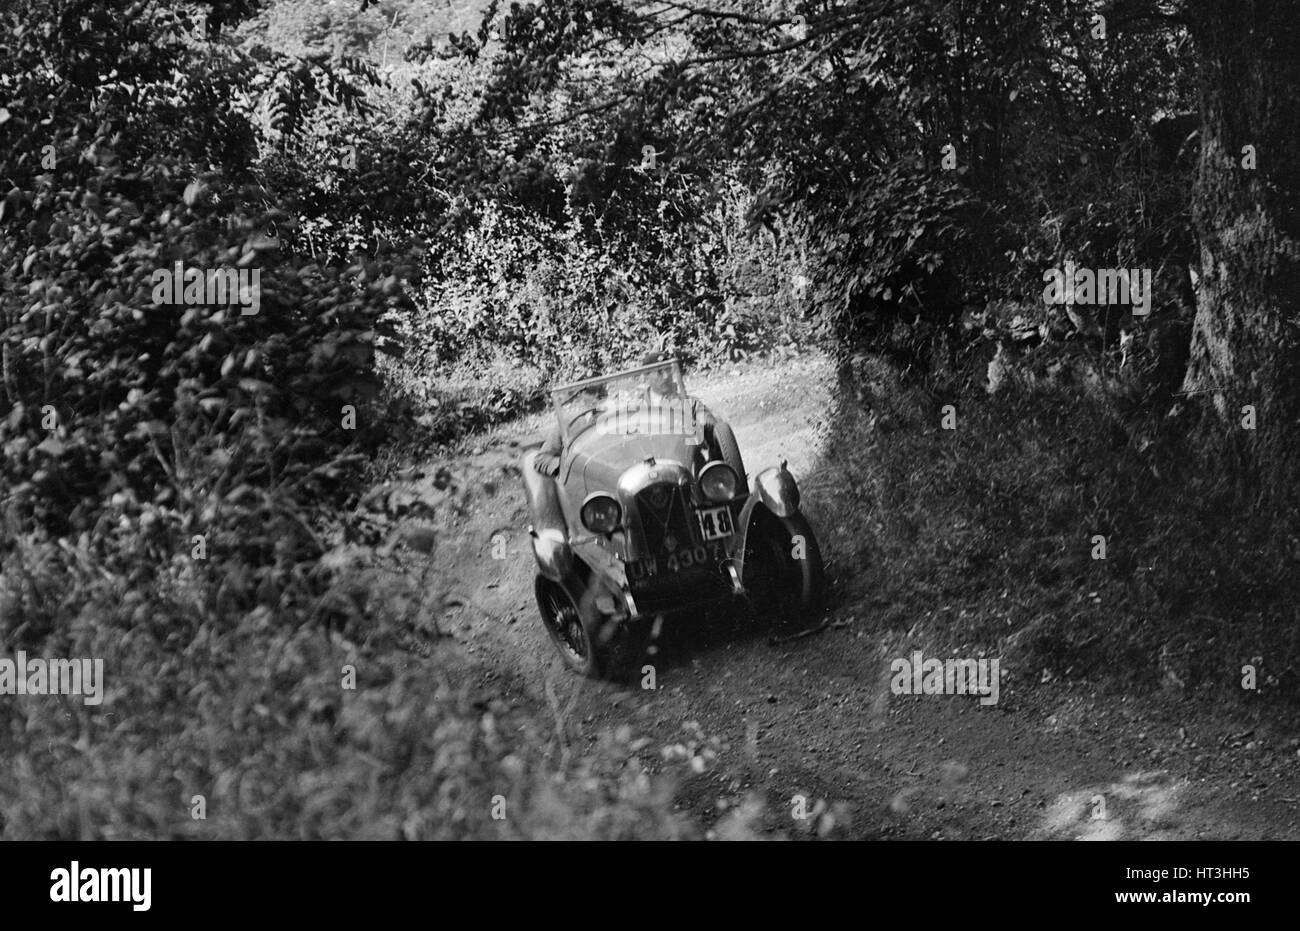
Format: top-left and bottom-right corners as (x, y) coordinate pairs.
(550, 360), (691, 441)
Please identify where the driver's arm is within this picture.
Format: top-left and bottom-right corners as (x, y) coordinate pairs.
(692, 399), (718, 434)
(533, 425), (563, 478)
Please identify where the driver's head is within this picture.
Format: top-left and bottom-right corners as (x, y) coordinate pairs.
(642, 350), (676, 396)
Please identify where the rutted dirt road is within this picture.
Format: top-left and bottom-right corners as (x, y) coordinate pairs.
(396, 353), (1300, 839)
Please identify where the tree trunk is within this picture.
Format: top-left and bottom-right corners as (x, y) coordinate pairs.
(1184, 1), (1300, 479)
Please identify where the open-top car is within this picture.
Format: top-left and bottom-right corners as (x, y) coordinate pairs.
(520, 356), (824, 677)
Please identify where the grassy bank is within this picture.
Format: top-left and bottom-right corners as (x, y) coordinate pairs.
(813, 352), (1300, 705)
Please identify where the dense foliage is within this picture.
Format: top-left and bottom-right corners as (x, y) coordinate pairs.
(0, 2), (431, 607)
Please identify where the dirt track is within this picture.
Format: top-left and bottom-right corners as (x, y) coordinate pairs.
(399, 353), (1300, 839)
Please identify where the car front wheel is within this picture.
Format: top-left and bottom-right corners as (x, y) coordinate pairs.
(534, 576), (615, 678)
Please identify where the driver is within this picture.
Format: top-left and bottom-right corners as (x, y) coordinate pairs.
(532, 351), (715, 477)
(634, 351), (716, 437)
(644, 357), (678, 402)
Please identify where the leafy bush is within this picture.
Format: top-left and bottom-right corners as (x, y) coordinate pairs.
(0, 534), (703, 840)
(0, 2), (430, 609)
(384, 178), (816, 426)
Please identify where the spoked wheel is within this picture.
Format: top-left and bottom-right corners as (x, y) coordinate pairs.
(534, 576), (612, 678)
(742, 508), (825, 627)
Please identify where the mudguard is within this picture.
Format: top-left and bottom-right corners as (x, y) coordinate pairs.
(530, 526), (574, 582)
(751, 460), (802, 517)
(522, 450), (574, 581)
(731, 461), (803, 582)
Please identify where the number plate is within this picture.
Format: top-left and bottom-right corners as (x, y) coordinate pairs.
(695, 505), (734, 541)
(628, 540), (728, 581)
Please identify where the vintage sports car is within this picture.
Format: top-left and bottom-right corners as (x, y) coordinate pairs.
(520, 357), (824, 677)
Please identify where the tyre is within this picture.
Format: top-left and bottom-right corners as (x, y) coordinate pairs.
(711, 421), (748, 491)
(741, 508), (825, 625)
(534, 576), (615, 678)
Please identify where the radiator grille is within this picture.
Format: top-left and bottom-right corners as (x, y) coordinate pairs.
(629, 482), (733, 610)
(635, 482), (694, 553)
